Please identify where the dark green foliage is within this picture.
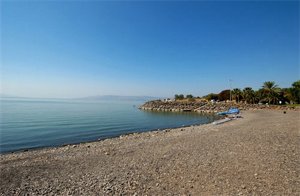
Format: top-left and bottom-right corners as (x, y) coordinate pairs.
(291, 80), (300, 104)
(178, 94), (184, 100)
(182, 80), (299, 105)
(261, 81), (280, 104)
(218, 90), (230, 101)
(255, 89), (265, 103)
(278, 88), (292, 104)
(174, 94), (184, 100)
(292, 80), (300, 88)
(186, 94), (193, 99)
(232, 88), (242, 102)
(243, 87), (255, 104)
(203, 93), (218, 101)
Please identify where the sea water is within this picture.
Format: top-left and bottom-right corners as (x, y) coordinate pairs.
(0, 98), (217, 153)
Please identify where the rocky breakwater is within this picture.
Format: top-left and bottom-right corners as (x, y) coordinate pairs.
(139, 100), (299, 113)
(139, 100), (233, 113)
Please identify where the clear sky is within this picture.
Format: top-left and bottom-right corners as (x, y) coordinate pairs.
(1, 1), (299, 98)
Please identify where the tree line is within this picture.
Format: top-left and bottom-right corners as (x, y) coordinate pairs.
(175, 80), (300, 105)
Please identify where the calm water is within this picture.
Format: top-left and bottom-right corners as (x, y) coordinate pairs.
(0, 98), (218, 153)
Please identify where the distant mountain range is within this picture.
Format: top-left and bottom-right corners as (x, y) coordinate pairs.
(0, 94), (162, 102)
(78, 95), (163, 102)
(0, 93), (20, 98)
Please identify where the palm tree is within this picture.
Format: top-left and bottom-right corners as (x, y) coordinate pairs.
(232, 88), (242, 103)
(255, 89), (265, 104)
(280, 88), (293, 104)
(292, 80), (300, 89)
(291, 80), (300, 104)
(243, 87), (255, 104)
(262, 81), (280, 104)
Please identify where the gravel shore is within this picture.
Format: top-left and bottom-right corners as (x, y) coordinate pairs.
(1, 110), (299, 195)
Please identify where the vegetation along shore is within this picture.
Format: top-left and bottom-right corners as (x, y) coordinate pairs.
(140, 81), (300, 113)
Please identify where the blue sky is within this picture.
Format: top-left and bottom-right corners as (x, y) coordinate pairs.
(1, 1), (299, 98)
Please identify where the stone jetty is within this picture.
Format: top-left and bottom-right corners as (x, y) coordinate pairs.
(139, 100), (299, 113)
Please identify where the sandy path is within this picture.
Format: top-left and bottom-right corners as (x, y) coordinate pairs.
(1, 110), (299, 195)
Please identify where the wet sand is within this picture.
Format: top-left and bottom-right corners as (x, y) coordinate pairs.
(1, 110), (299, 195)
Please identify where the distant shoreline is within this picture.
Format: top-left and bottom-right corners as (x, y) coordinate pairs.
(1, 98), (219, 154)
(1, 100), (298, 154)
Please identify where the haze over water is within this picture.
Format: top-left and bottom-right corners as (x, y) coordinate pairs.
(0, 98), (217, 153)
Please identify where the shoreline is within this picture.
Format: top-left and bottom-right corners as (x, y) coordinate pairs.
(0, 113), (221, 155)
(139, 100), (300, 113)
(1, 110), (299, 195)
(2, 102), (298, 155)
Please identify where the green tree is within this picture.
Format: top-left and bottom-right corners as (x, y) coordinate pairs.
(203, 93), (218, 101)
(255, 89), (265, 104)
(218, 90), (230, 101)
(243, 87), (255, 104)
(277, 88), (291, 104)
(232, 88), (242, 102)
(292, 80), (300, 88)
(175, 94), (184, 100)
(262, 81), (280, 104)
(186, 94), (193, 99)
(290, 80), (300, 103)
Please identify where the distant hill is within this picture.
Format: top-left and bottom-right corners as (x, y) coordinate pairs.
(0, 93), (20, 98)
(79, 95), (163, 102)
(0, 94), (163, 102)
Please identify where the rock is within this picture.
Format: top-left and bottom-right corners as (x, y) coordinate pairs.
(139, 100), (299, 113)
